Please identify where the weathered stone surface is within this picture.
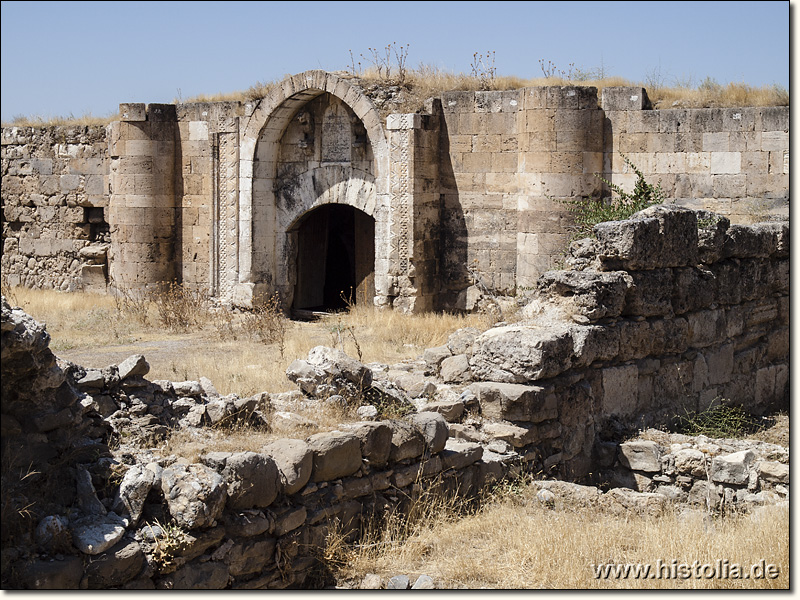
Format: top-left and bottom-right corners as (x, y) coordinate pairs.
(439, 354), (472, 384)
(483, 422), (536, 448)
(83, 538), (145, 589)
(673, 448), (708, 477)
(262, 439), (313, 495)
(412, 574), (436, 589)
(723, 224), (779, 259)
(170, 561), (229, 589)
(201, 451), (280, 509)
(286, 346), (372, 401)
(758, 460), (789, 483)
(172, 380), (203, 397)
(710, 450), (755, 484)
(387, 574), (410, 589)
(225, 538), (276, 577)
(470, 324), (574, 383)
(407, 412), (449, 454)
(447, 327), (480, 356)
(307, 430), (362, 482)
(623, 269), (674, 317)
(618, 440), (662, 472)
(469, 381), (557, 422)
(393, 372), (436, 398)
(19, 556), (83, 589)
(696, 210), (730, 263)
(536, 270), (631, 320)
(34, 515), (70, 551)
(116, 463), (157, 524)
(160, 463), (227, 529)
(417, 398), (465, 422)
(422, 345), (452, 372)
(223, 509), (272, 538)
(273, 506), (307, 537)
(441, 439), (483, 470)
(70, 512), (128, 555)
(117, 354), (150, 380)
(341, 421), (393, 467)
(602, 487), (668, 516)
(387, 420), (425, 462)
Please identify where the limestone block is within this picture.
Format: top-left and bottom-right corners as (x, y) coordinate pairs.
(160, 463), (227, 529)
(758, 460), (789, 483)
(470, 324), (574, 383)
(170, 562), (230, 590)
(710, 152), (741, 174)
(407, 412), (449, 454)
(570, 324), (621, 367)
(469, 381), (556, 422)
(672, 266), (717, 314)
(761, 131), (788, 151)
(618, 440), (662, 472)
(673, 448), (708, 477)
(702, 132), (730, 152)
(623, 269), (674, 318)
(601, 87), (649, 111)
(483, 422), (537, 448)
(722, 224), (777, 259)
(439, 354), (472, 384)
(83, 539), (145, 589)
(687, 308), (726, 348)
(307, 430), (362, 482)
(388, 419), (426, 462)
(119, 103), (146, 122)
(536, 270), (630, 320)
(417, 399), (465, 422)
(201, 451), (280, 509)
(710, 450), (755, 485)
(441, 439), (484, 470)
(594, 207), (699, 271)
(601, 364), (638, 416)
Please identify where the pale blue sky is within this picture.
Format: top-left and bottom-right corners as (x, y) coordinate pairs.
(0, 0), (791, 121)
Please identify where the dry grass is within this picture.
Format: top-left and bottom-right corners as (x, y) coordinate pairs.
(2, 112), (116, 127)
(2, 286), (496, 397)
(332, 484), (789, 589)
(4, 65), (786, 128)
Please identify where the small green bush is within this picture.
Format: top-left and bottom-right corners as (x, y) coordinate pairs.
(559, 154), (667, 240)
(675, 402), (762, 439)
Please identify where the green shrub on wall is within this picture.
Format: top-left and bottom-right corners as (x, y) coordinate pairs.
(560, 154), (667, 240)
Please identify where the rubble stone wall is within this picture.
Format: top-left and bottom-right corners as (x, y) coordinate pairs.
(1, 126), (110, 291)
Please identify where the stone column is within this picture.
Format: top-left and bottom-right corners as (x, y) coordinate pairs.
(516, 87), (604, 287)
(108, 103), (177, 291)
(385, 111), (440, 313)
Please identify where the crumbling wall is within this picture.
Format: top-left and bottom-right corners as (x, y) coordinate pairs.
(1, 126), (110, 291)
(0, 300), (520, 589)
(453, 205), (788, 478)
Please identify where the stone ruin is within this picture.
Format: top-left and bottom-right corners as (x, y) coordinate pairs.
(0, 205), (788, 588)
(1, 70), (790, 314)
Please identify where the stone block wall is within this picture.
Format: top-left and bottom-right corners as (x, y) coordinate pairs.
(602, 88), (789, 223)
(439, 90), (523, 308)
(1, 126), (110, 291)
(1, 73), (789, 314)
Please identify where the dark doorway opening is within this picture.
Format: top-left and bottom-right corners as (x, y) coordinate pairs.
(293, 204), (375, 312)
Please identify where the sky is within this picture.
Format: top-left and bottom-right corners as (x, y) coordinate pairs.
(0, 0), (791, 122)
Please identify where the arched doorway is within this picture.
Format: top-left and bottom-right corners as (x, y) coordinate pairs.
(293, 204), (375, 311)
